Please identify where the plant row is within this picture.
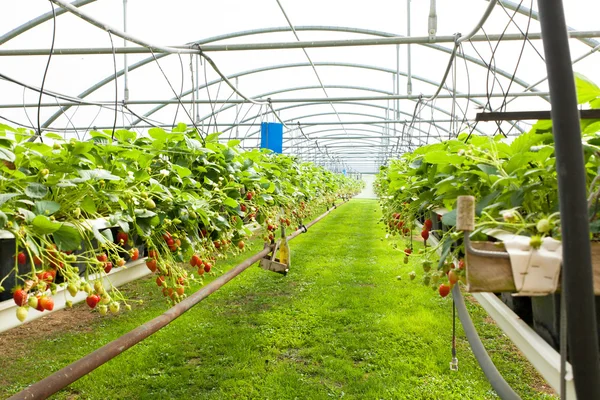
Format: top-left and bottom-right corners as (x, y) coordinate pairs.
(0, 124), (362, 322)
(375, 73), (600, 296)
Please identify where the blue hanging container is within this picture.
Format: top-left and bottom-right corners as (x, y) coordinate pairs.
(260, 122), (283, 154)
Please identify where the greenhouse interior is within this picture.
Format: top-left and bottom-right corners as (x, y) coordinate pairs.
(1, 0), (600, 399)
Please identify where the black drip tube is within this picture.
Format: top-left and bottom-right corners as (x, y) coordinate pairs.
(452, 286), (521, 400)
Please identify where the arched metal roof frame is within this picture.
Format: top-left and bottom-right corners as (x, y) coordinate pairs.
(237, 111), (447, 147)
(205, 84), (487, 137)
(2, 0), (598, 168)
(279, 127), (435, 149)
(4, 21), (560, 131)
(217, 99), (486, 138)
(129, 61), (528, 135)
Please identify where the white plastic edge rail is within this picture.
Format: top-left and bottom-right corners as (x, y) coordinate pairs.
(0, 223), (262, 334)
(0, 258), (150, 334)
(421, 218), (576, 398)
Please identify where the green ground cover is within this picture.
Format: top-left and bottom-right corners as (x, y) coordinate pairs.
(0, 199), (555, 399)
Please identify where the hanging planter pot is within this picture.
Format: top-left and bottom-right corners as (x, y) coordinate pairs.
(456, 195), (600, 352)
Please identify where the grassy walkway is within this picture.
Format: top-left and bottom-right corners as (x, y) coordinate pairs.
(0, 200), (554, 399)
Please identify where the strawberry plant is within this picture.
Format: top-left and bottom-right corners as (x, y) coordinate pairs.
(0, 124), (361, 322)
(377, 73), (600, 295)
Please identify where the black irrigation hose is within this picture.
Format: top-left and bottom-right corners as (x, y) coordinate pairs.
(452, 285), (521, 400)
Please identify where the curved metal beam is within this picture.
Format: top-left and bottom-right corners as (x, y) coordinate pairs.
(218, 97), (488, 138)
(218, 96), (491, 140)
(40, 26), (548, 130)
(0, 0), (96, 46)
(235, 107), (452, 136)
(200, 84), (484, 136)
(283, 127), (435, 148)
(241, 111), (449, 143)
(498, 0), (599, 49)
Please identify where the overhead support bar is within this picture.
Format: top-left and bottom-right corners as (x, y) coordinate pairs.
(2, 30), (600, 56)
(476, 109), (600, 121)
(0, 0), (96, 46)
(1, 91), (551, 109)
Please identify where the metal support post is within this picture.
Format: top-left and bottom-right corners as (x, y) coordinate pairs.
(537, 1), (600, 398)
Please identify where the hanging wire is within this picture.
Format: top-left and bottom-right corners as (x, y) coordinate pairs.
(458, 43), (471, 134)
(203, 59), (217, 134)
(53, 97), (80, 139)
(108, 32), (118, 140)
(82, 105), (103, 140)
(22, 86), (36, 133)
(171, 53), (186, 130)
(496, 0), (534, 136)
(497, 0), (545, 62)
(241, 104), (261, 148)
(36, 0), (58, 141)
(149, 48), (206, 143)
(274, 0), (348, 153)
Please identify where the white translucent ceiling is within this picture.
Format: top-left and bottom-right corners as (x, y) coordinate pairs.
(2, 0), (599, 173)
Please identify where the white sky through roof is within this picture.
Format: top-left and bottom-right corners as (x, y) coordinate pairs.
(2, 0), (599, 173)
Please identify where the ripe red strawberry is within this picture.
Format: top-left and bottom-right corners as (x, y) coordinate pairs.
(246, 191), (254, 201)
(104, 262), (113, 274)
(146, 258), (157, 272)
(190, 254), (201, 267)
(33, 255), (42, 266)
(97, 253), (108, 263)
(204, 263), (212, 273)
(39, 296), (54, 311)
(86, 294), (100, 309)
(404, 248), (412, 256)
(240, 204), (247, 212)
(130, 248), (139, 261)
(148, 249), (158, 258)
(17, 252), (26, 265)
(156, 276), (165, 287)
(40, 270), (55, 283)
(214, 241), (221, 249)
(439, 284), (451, 298)
(35, 296), (45, 312)
(13, 288), (28, 306)
(163, 232), (172, 241)
(421, 229), (429, 241)
(116, 231), (128, 245)
(424, 219), (433, 231)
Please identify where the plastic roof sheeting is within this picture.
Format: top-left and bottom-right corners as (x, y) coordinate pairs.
(1, 0), (599, 173)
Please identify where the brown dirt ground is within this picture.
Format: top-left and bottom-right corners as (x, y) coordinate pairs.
(0, 302), (99, 360)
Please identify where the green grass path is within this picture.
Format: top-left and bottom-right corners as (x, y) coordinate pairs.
(0, 200), (554, 399)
